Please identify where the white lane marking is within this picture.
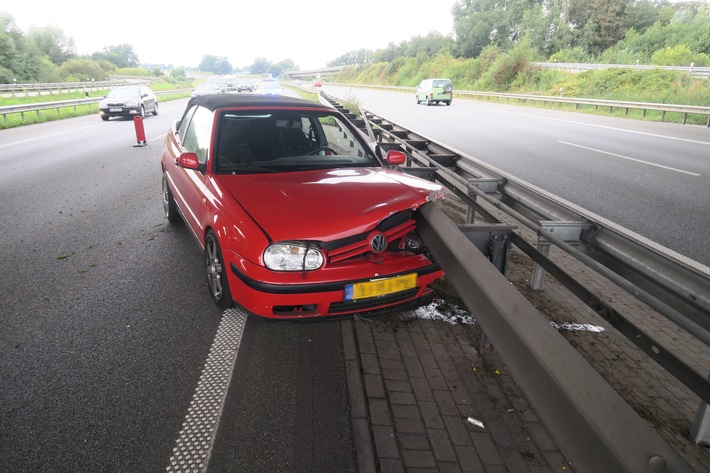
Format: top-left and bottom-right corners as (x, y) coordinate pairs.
(559, 140), (701, 176)
(0, 124), (104, 149)
(465, 102), (710, 146)
(166, 308), (247, 473)
(0, 126), (166, 148)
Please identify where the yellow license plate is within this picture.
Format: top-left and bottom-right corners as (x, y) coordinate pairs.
(345, 273), (417, 300)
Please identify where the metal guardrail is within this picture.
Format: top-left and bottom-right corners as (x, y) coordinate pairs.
(320, 90), (710, 471)
(0, 78), (157, 94)
(0, 89), (188, 123)
(4, 80), (709, 127)
(533, 61), (710, 80)
(418, 203), (695, 473)
(331, 82), (710, 126)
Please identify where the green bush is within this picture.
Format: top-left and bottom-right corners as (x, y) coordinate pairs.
(652, 44), (695, 66)
(550, 47), (590, 63)
(477, 41), (538, 90)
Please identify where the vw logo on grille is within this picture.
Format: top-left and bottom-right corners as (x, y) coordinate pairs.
(369, 232), (387, 254)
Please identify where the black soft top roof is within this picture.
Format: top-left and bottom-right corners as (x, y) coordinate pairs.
(186, 93), (335, 112)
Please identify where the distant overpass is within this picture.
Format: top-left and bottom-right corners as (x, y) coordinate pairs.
(283, 66), (345, 78)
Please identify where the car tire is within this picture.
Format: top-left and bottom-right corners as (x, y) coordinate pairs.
(205, 230), (233, 310)
(153, 103), (159, 116)
(101, 115), (109, 121)
(416, 95), (420, 104)
(426, 96), (431, 106)
(446, 101), (451, 106)
(162, 175), (182, 223)
(139, 105), (145, 118)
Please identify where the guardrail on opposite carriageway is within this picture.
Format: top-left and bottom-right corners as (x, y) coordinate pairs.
(0, 89), (189, 123)
(329, 82), (710, 127)
(317, 91), (710, 472)
(3, 81), (709, 126)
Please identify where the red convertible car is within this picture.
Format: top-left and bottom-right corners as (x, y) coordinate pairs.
(161, 94), (445, 319)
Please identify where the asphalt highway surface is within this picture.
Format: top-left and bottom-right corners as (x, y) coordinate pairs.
(0, 101), (355, 472)
(1, 89), (707, 471)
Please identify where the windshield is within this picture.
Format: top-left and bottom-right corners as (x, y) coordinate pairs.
(107, 87), (141, 98)
(215, 109), (378, 174)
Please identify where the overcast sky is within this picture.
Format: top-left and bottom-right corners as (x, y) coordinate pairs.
(5, 1), (456, 70)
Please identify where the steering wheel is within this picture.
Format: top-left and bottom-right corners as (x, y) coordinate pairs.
(306, 146), (338, 156)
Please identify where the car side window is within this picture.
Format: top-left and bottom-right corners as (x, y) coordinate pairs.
(177, 105), (198, 143)
(181, 106), (214, 167)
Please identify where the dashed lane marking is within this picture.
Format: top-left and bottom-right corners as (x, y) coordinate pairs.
(559, 140), (701, 176)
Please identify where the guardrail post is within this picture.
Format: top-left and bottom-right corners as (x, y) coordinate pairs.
(456, 224), (515, 351)
(466, 179), (503, 223)
(692, 374), (710, 446)
(399, 167), (437, 182)
(532, 221), (592, 291)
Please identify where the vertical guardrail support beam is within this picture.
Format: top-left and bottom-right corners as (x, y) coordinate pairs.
(456, 224), (515, 351)
(466, 179), (503, 223)
(692, 373), (710, 446)
(532, 221), (592, 291)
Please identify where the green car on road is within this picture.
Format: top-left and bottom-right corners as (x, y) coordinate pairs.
(415, 78), (453, 106)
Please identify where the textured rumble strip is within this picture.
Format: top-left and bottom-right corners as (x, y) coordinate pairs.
(166, 308), (247, 473)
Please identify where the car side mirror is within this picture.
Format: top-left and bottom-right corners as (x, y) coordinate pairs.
(177, 152), (200, 170)
(385, 150), (407, 165)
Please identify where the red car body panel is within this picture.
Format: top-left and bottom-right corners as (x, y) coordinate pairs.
(161, 95), (444, 319)
(217, 168), (437, 242)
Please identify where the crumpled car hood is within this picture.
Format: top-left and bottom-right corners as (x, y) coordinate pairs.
(218, 167), (440, 242)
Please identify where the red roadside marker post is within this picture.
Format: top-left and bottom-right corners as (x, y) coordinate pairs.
(133, 116), (147, 147)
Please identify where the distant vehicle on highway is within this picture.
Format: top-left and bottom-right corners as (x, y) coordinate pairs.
(416, 78), (453, 106)
(98, 85), (158, 121)
(256, 80), (283, 95)
(206, 76), (226, 93)
(191, 83), (219, 98)
(224, 76), (237, 92)
(237, 81), (253, 92)
(312, 80), (322, 87)
(160, 94), (445, 318)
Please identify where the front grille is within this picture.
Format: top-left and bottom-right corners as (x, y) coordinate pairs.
(324, 210), (416, 263)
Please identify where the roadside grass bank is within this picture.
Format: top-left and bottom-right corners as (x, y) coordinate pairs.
(333, 46), (710, 126)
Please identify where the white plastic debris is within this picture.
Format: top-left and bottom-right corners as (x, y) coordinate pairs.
(550, 322), (605, 333)
(414, 300), (476, 325)
(467, 417), (485, 429)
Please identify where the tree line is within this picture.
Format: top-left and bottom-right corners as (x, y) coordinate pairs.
(328, 0), (709, 67)
(0, 12), (150, 83)
(0, 11), (300, 84)
(3, 1), (708, 85)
